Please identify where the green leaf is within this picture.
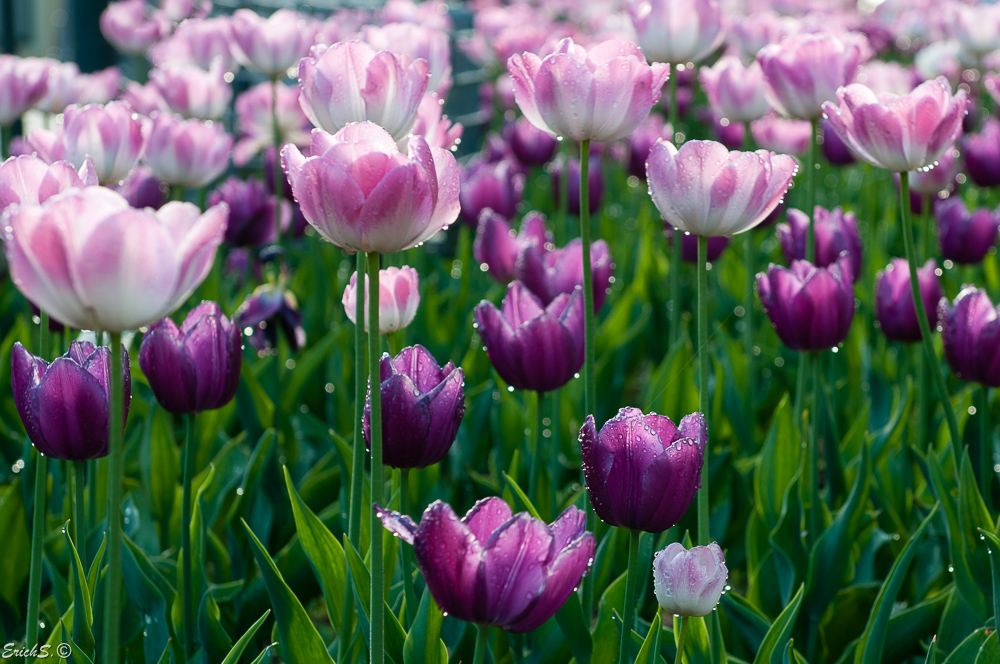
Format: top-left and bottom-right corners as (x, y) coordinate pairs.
(752, 584), (804, 664)
(403, 589), (447, 664)
(635, 613), (661, 664)
(976, 633), (1000, 664)
(720, 592), (769, 653)
(241, 362), (275, 429)
(142, 406), (179, 539)
(87, 533), (106, 599)
(54, 620), (96, 664)
(854, 504), (939, 664)
(942, 629), (990, 664)
(120, 534), (173, 664)
(242, 520), (335, 664)
(343, 535), (408, 664)
(222, 610), (271, 664)
(198, 591), (234, 662)
(502, 471), (541, 520)
(755, 395), (798, 530)
(592, 573), (627, 664)
(63, 521), (95, 657)
(979, 529), (1000, 632)
(555, 591), (593, 664)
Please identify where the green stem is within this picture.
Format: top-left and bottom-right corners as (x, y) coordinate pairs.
(809, 351), (821, 546)
(743, 232), (755, 442)
(87, 459), (97, 558)
(579, 138), (597, 621)
(272, 77), (283, 245)
(669, 64), (680, 142)
(26, 451), (47, 660)
(74, 461), (85, 552)
(696, 235), (710, 546)
(982, 386), (993, 511)
(102, 333), (124, 664)
(898, 171), (962, 467)
(529, 391), (544, 506)
(550, 390), (560, 519)
(674, 615), (688, 664)
(806, 119), (818, 263)
(669, 69), (682, 348)
(348, 252), (367, 547)
(557, 142), (570, 245)
(473, 624), (489, 664)
(618, 529), (641, 664)
(196, 186), (208, 212)
(916, 346), (928, 449)
(181, 413), (196, 657)
(1, 123), (11, 160)
(795, 353), (809, 432)
(400, 469), (418, 629)
(368, 252), (384, 664)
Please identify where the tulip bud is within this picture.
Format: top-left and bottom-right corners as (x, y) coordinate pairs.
(874, 259), (942, 343)
(941, 287), (1000, 386)
(551, 154), (604, 216)
(936, 198), (1000, 265)
(777, 206), (863, 281)
(144, 113), (232, 189)
(963, 117), (1000, 188)
(115, 165), (165, 210)
(699, 57), (770, 124)
(750, 113), (812, 156)
(235, 284), (306, 355)
(343, 266), (421, 334)
(516, 237), (613, 313)
(474, 210), (550, 285)
(627, 115), (672, 180)
(652, 542), (728, 617)
(627, 0), (724, 65)
(459, 159), (525, 225)
(233, 81), (311, 167)
(509, 117), (558, 167)
(150, 59), (233, 121)
(99, 0), (169, 56)
(209, 177), (289, 247)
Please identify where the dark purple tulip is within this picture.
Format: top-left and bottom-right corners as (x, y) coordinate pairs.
(235, 285), (306, 355)
(777, 206), (863, 282)
(12, 340), (131, 460)
(963, 117), (1000, 188)
(139, 301), (242, 415)
(115, 165), (165, 210)
(936, 198), (1000, 265)
(263, 145), (294, 201)
(209, 177), (289, 247)
(713, 118), (745, 150)
(627, 114), (672, 179)
(474, 210), (550, 284)
(910, 148), (958, 197)
(580, 407), (706, 533)
(376, 497), (595, 632)
(821, 118), (855, 166)
(665, 227), (730, 263)
(362, 345), (465, 469)
(516, 237), (613, 313)
(459, 158), (525, 225)
(551, 154), (604, 216)
(757, 255), (856, 352)
(940, 287), (1000, 386)
(874, 258), (942, 343)
(508, 117), (558, 167)
(475, 282), (584, 393)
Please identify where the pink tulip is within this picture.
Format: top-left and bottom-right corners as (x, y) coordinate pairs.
(409, 94), (463, 152)
(3, 186), (227, 331)
(362, 22), (452, 94)
(232, 81), (311, 167)
(281, 122), (460, 254)
(646, 139), (797, 236)
(158, 0), (210, 23)
(757, 32), (863, 120)
(946, 3), (1000, 56)
(699, 56), (770, 124)
(150, 17), (237, 72)
(297, 41), (430, 143)
(122, 81), (170, 117)
(914, 40), (965, 85)
(99, 0), (170, 56)
(726, 11), (801, 63)
(626, 0), (724, 65)
(508, 38), (669, 142)
(62, 101), (146, 186)
(856, 60), (917, 96)
(0, 56), (50, 126)
(22, 128), (66, 164)
(143, 113), (231, 188)
(37, 63), (120, 114)
(0, 155), (97, 212)
(652, 542), (728, 617)
(821, 77), (967, 172)
(750, 112), (812, 155)
(343, 265), (421, 333)
(381, 0), (451, 32)
(230, 9), (318, 78)
(150, 59), (232, 121)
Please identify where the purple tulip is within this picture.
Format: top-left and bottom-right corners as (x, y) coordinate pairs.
(116, 165), (165, 210)
(941, 287), (1000, 386)
(0, 154), (97, 212)
(474, 210), (550, 284)
(343, 266), (421, 334)
(628, 0), (723, 65)
(699, 56), (770, 124)
(936, 198), (1000, 265)
(874, 258), (942, 343)
(235, 284), (306, 355)
(580, 407), (706, 533)
(139, 301), (242, 414)
(963, 117), (1000, 188)
(777, 206), (863, 281)
(665, 228), (730, 263)
(150, 59), (232, 121)
(12, 340), (131, 460)
(652, 542), (728, 617)
(362, 345), (464, 469)
(144, 113), (232, 189)
(376, 497), (595, 632)
(99, 0), (169, 56)
(0, 56), (49, 125)
(62, 101), (146, 186)
(757, 255), (856, 352)
(713, 117), (746, 150)
(233, 81), (311, 167)
(821, 118), (856, 166)
(627, 114), (672, 180)
(509, 117), (558, 167)
(209, 177), (288, 247)
(516, 237), (613, 313)
(551, 154), (604, 216)
(475, 281), (584, 393)
(229, 9), (318, 78)
(460, 159), (525, 225)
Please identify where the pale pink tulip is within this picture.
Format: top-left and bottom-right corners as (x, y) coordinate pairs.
(0, 155), (97, 212)
(946, 2), (1000, 57)
(99, 0), (170, 56)
(627, 0), (724, 65)
(122, 81), (171, 117)
(750, 112), (812, 155)
(0, 56), (50, 126)
(653, 542), (728, 617)
(62, 101), (146, 186)
(143, 113), (231, 188)
(343, 265), (421, 333)
(699, 56), (770, 123)
(37, 63), (120, 114)
(150, 17), (238, 72)
(362, 22), (452, 94)
(150, 59), (232, 120)
(233, 81), (311, 166)
(409, 94), (463, 152)
(230, 9), (318, 78)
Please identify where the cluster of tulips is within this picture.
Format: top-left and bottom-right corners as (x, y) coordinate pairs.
(3, 0), (1000, 662)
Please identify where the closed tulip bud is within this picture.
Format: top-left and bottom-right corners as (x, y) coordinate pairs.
(230, 9), (318, 78)
(116, 165), (165, 210)
(509, 117), (558, 167)
(460, 159), (525, 225)
(235, 284), (306, 355)
(941, 287), (1000, 386)
(139, 301), (242, 414)
(516, 237), (613, 313)
(757, 255), (855, 352)
(233, 81), (311, 167)
(144, 113), (231, 189)
(150, 59), (232, 121)
(713, 117), (745, 150)
(0, 154), (97, 212)
(475, 281), (585, 393)
(652, 542), (728, 617)
(750, 112), (812, 156)
(580, 407), (706, 533)
(666, 228), (730, 263)
(700, 57), (770, 124)
(627, 0), (724, 65)
(99, 0), (169, 56)
(627, 115), (672, 180)
(777, 206), (863, 281)
(343, 266), (420, 334)
(376, 498), (595, 632)
(0, 56), (50, 125)
(363, 345), (464, 469)
(936, 198), (1000, 265)
(209, 177), (288, 247)
(874, 258), (942, 343)
(551, 154), (604, 215)
(474, 210), (550, 284)
(963, 117), (1000, 188)
(62, 101), (146, 186)
(12, 340), (131, 460)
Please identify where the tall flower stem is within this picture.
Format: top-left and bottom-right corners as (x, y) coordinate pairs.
(25, 453), (46, 660)
(557, 142), (570, 245)
(917, 195), (932, 450)
(1, 123), (11, 160)
(805, 118), (818, 262)
(808, 351), (821, 546)
(271, 78), (283, 245)
(617, 529), (641, 664)
(669, 69), (682, 347)
(696, 236), (710, 546)
(399, 469), (418, 628)
(674, 615), (688, 664)
(743, 233), (755, 442)
(982, 386), (993, 510)
(102, 332), (124, 664)
(348, 251), (367, 547)
(181, 413), (196, 657)
(898, 171), (961, 467)
(367, 251), (384, 664)
(473, 624), (489, 664)
(579, 138), (597, 618)
(529, 391), (544, 507)
(74, 461), (85, 549)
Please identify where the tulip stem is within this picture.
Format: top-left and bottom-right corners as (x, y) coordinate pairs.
(25, 450), (47, 661)
(349, 252), (367, 547)
(743, 233), (755, 443)
(1, 123), (10, 160)
(669, 68), (682, 348)
(674, 615), (688, 664)
(898, 171), (962, 468)
(74, 461), (85, 551)
(368, 251), (384, 664)
(669, 63), (680, 142)
(806, 118), (818, 263)
(272, 77), (283, 246)
(809, 351), (821, 546)
(696, 235), (710, 547)
(579, 138), (597, 620)
(181, 413), (196, 657)
(473, 624), (489, 664)
(400, 469), (418, 629)
(982, 386), (993, 511)
(529, 391), (544, 509)
(618, 528), (641, 664)
(102, 332), (124, 664)
(557, 142), (570, 245)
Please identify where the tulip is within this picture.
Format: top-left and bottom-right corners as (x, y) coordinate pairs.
(626, 114), (672, 180)
(122, 81), (170, 117)
(509, 117), (558, 167)
(3, 186), (227, 331)
(150, 16), (237, 72)
(375, 497), (595, 632)
(410, 94), (462, 152)
(343, 265), (421, 334)
(940, 287), (1000, 386)
(150, 59), (232, 121)
(362, 22), (452, 94)
(61, 101), (146, 186)
(726, 11), (801, 64)
(666, 228), (730, 263)
(936, 198), (1000, 265)
(209, 177), (289, 247)
(963, 117), (1000, 188)
(821, 118), (856, 165)
(750, 112), (812, 155)
(298, 41), (430, 143)
(474, 210), (549, 284)
(0, 56), (50, 126)
(233, 81), (311, 166)
(282, 123), (460, 255)
(158, 0), (209, 24)
(139, 301), (242, 414)
(116, 165), (165, 210)
(516, 237), (613, 313)
(909, 148), (957, 197)
(23, 127), (66, 163)
(12, 340), (132, 460)
(230, 8), (317, 78)
(580, 407), (705, 532)
(856, 60), (917, 97)
(508, 38), (669, 142)
(37, 63), (120, 114)
(874, 258), (942, 343)
(713, 117), (746, 150)
(647, 140), (797, 237)
(913, 40), (965, 85)
(460, 159), (525, 225)
(100, 0), (169, 56)
(551, 154), (604, 215)
(756, 255), (855, 351)
(362, 344), (464, 469)
(144, 113), (231, 189)
(381, 0), (451, 31)
(652, 542), (728, 617)
(821, 77), (967, 173)
(777, 206), (863, 281)
(475, 281), (584, 393)
(235, 284), (306, 354)
(757, 33), (862, 120)
(946, 3), (1000, 56)
(627, 0), (724, 65)
(0, 154), (97, 212)
(699, 57), (770, 124)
